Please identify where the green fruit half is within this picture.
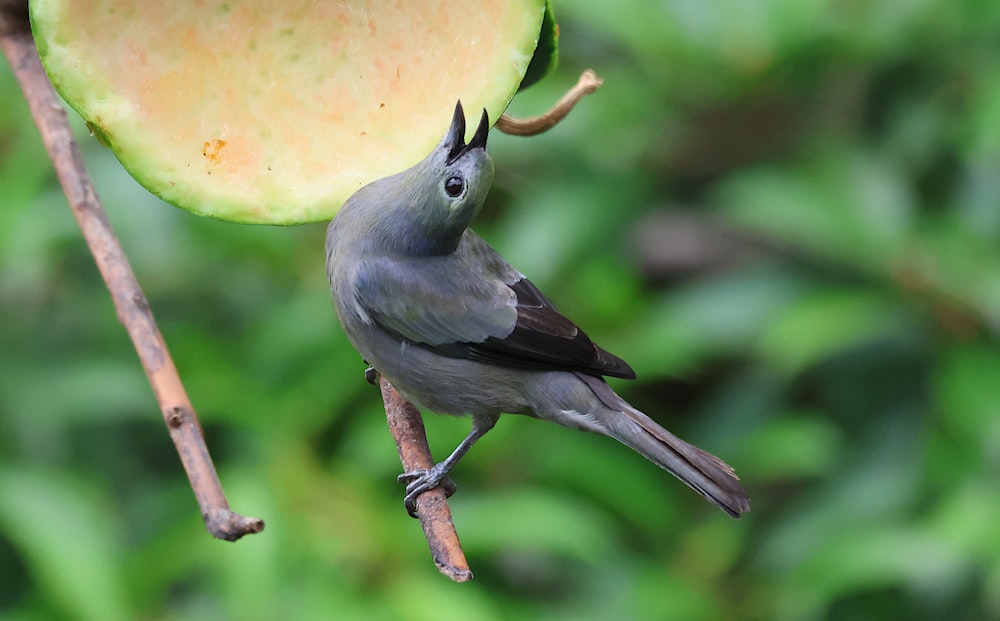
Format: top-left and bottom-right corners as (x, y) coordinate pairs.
(30, 0), (550, 224)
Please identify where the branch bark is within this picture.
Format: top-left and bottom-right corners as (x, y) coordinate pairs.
(379, 378), (473, 582)
(0, 3), (263, 542)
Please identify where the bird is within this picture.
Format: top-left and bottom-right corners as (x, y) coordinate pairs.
(326, 101), (750, 518)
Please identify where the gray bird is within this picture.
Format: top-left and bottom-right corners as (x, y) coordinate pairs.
(326, 102), (750, 518)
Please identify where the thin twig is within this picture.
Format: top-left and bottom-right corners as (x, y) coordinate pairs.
(0, 5), (264, 542)
(379, 378), (473, 582)
(497, 69), (604, 136)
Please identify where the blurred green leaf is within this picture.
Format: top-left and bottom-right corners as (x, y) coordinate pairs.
(755, 287), (912, 373)
(0, 468), (132, 621)
(934, 342), (1000, 460)
(717, 149), (914, 268)
(619, 263), (808, 375)
(459, 487), (617, 563)
(734, 413), (843, 479)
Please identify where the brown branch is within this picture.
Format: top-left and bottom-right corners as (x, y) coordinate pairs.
(0, 5), (263, 542)
(379, 378), (473, 582)
(496, 69), (604, 136)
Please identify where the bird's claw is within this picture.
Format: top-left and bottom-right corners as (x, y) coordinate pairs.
(397, 465), (457, 518)
(364, 364), (379, 385)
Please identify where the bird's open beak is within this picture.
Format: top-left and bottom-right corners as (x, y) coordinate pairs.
(446, 101), (489, 164)
(468, 107), (489, 151)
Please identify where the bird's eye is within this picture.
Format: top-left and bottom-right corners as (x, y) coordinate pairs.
(444, 176), (464, 197)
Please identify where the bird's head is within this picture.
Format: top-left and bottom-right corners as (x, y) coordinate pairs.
(333, 101), (494, 257)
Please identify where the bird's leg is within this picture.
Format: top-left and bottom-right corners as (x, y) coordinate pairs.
(397, 413), (499, 517)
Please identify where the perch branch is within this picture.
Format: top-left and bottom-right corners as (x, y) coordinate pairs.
(497, 69), (604, 136)
(0, 6), (264, 542)
(379, 377), (473, 582)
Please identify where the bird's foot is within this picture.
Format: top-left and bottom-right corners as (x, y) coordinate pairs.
(363, 363), (379, 386)
(397, 464), (458, 518)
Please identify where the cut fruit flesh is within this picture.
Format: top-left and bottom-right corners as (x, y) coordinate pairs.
(30, 0), (548, 224)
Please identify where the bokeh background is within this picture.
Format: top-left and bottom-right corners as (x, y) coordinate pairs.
(3, 1), (1000, 619)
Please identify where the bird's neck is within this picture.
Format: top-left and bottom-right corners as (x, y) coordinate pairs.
(357, 209), (464, 258)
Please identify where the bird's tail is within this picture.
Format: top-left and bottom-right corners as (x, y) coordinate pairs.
(613, 402), (750, 518)
(576, 374), (750, 518)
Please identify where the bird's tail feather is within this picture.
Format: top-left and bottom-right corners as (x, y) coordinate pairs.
(614, 403), (750, 518)
(577, 373), (750, 518)
(572, 373), (750, 518)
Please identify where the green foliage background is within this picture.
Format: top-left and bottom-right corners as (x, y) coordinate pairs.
(3, 1), (1000, 619)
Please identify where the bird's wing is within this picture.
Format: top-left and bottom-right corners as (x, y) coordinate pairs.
(353, 251), (519, 348)
(468, 276), (636, 378)
(354, 232), (635, 379)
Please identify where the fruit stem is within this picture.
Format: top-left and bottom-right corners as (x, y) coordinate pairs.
(497, 69), (604, 136)
(0, 7), (264, 542)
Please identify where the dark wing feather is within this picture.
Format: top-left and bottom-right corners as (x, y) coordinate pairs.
(463, 277), (636, 379)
